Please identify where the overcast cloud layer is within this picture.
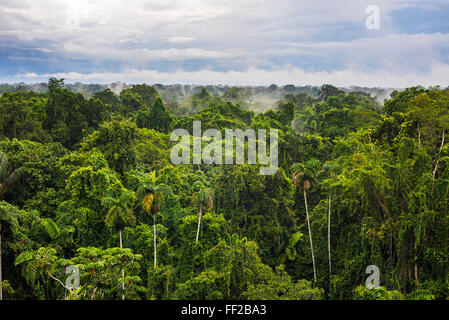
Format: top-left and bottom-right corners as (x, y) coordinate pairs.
(1, 0), (449, 86)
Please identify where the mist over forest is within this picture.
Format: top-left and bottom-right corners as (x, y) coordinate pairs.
(0, 82), (396, 114)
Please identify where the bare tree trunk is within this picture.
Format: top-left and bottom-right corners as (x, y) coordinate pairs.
(0, 231), (3, 301)
(328, 194), (332, 281)
(304, 189), (316, 282)
(432, 129), (445, 181)
(153, 213), (157, 267)
(433, 161), (439, 180)
(120, 230), (124, 301)
(195, 204), (202, 245)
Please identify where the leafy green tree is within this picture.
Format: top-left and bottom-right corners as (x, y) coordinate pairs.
(119, 89), (143, 117)
(0, 93), (50, 142)
(81, 120), (138, 174)
(14, 247), (61, 298)
(148, 97), (173, 133)
(277, 101), (295, 125)
(135, 109), (152, 129)
(244, 265), (323, 300)
(130, 84), (160, 108)
(60, 163), (132, 248)
(93, 88), (120, 109)
(15, 246), (144, 300)
(45, 78), (88, 148)
(318, 84), (344, 101)
(222, 87), (252, 107)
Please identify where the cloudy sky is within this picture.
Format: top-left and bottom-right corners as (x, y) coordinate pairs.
(1, 0), (448, 86)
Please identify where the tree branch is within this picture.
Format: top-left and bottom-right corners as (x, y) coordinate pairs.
(47, 272), (73, 293)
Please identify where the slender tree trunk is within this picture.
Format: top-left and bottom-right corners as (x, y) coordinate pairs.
(433, 129), (445, 180)
(414, 234), (419, 287)
(119, 230), (124, 300)
(153, 212), (157, 267)
(433, 161), (439, 181)
(408, 264), (412, 283)
(414, 263), (419, 284)
(0, 231), (3, 301)
(303, 189), (316, 282)
(328, 194), (332, 281)
(195, 204), (202, 245)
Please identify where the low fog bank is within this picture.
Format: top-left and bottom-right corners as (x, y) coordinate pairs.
(0, 82), (405, 114)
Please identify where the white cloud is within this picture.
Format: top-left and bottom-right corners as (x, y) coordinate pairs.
(166, 37), (196, 44)
(7, 62), (449, 87)
(0, 0), (432, 46)
(1, 0), (449, 85)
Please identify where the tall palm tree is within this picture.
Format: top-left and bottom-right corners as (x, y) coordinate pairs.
(137, 171), (171, 267)
(192, 181), (213, 245)
(0, 201), (19, 300)
(292, 160), (320, 282)
(102, 190), (136, 300)
(321, 162), (333, 282)
(0, 151), (25, 201)
(328, 193), (332, 279)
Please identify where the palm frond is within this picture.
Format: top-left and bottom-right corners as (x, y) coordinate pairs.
(40, 218), (61, 239)
(286, 246), (297, 261)
(291, 163), (304, 174)
(148, 171), (156, 184)
(288, 231), (304, 247)
(142, 193), (154, 212)
(198, 188), (214, 211)
(192, 180), (205, 191)
(7, 167), (26, 187)
(292, 170), (304, 188)
(101, 196), (118, 210)
(105, 207), (118, 228)
(405, 289), (435, 300)
(14, 251), (35, 266)
(126, 209), (136, 225)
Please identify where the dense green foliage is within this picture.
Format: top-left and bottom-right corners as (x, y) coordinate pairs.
(0, 79), (448, 300)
